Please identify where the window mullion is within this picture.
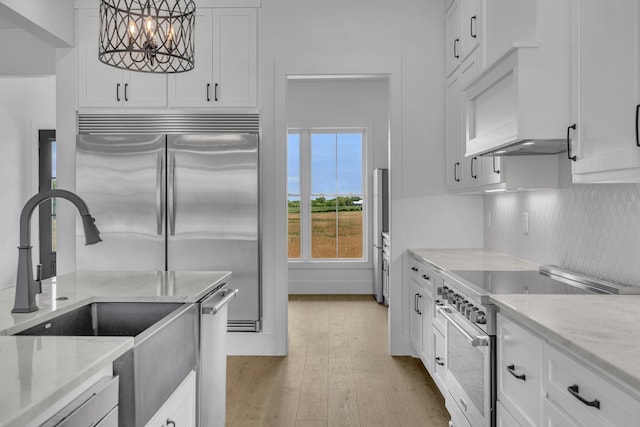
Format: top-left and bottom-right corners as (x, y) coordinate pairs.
(300, 130), (312, 260)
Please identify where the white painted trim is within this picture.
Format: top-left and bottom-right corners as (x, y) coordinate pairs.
(288, 279), (373, 295)
(275, 55), (404, 356)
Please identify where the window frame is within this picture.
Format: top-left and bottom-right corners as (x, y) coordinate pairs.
(287, 125), (370, 267)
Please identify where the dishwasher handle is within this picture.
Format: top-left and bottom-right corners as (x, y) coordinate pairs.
(202, 287), (239, 315)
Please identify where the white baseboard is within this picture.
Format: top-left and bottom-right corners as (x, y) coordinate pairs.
(288, 279), (373, 294)
(226, 331), (284, 356)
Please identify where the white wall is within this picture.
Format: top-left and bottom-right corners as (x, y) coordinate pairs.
(286, 78), (389, 294)
(0, 28), (56, 75)
(0, 0), (74, 47)
(258, 0), (484, 356)
(0, 76), (56, 289)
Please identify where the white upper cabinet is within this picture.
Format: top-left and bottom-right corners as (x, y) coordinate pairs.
(77, 9), (167, 108)
(445, 0), (462, 77)
(464, 0), (572, 157)
(168, 8), (257, 108)
(446, 0), (480, 77)
(570, 0), (640, 183)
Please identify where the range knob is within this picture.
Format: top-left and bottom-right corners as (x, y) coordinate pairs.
(467, 306), (479, 320)
(462, 303), (474, 317)
(456, 299), (468, 311)
(439, 286), (449, 298)
(448, 293), (459, 304)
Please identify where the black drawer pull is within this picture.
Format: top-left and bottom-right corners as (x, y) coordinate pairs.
(454, 38), (460, 59)
(435, 357), (445, 366)
(506, 364), (526, 381)
(470, 15), (477, 38)
(411, 266), (418, 272)
(636, 104), (640, 147)
(454, 162), (460, 182)
(568, 384), (600, 409)
(471, 156), (478, 179)
(422, 274), (430, 281)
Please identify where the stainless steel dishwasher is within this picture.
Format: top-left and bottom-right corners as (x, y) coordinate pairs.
(198, 284), (239, 427)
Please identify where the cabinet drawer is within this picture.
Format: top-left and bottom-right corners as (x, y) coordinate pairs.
(497, 314), (541, 427)
(542, 343), (640, 427)
(541, 397), (580, 427)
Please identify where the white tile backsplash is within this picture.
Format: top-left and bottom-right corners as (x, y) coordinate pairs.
(484, 184), (640, 285)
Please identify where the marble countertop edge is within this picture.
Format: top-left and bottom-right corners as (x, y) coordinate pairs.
(491, 295), (640, 397)
(2, 337), (132, 427)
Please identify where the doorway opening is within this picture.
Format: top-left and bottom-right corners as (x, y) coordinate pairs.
(39, 129), (56, 279)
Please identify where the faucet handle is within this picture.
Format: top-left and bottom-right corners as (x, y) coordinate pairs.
(36, 264), (42, 293)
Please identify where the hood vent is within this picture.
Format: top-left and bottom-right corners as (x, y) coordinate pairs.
(477, 139), (567, 156)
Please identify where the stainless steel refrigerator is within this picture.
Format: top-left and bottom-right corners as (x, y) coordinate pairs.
(372, 168), (389, 304)
(76, 133), (260, 331)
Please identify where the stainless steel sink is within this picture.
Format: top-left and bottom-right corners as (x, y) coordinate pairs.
(15, 302), (198, 427)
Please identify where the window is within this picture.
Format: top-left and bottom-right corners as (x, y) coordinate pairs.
(288, 129), (365, 261)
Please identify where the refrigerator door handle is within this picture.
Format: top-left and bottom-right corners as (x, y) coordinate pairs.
(156, 153), (164, 235)
(168, 152), (176, 236)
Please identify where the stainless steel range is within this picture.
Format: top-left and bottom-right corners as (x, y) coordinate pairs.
(436, 265), (639, 427)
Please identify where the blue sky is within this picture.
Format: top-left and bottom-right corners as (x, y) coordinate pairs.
(288, 132), (362, 198)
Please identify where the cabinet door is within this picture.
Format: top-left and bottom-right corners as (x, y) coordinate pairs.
(167, 9), (214, 107)
(432, 324), (447, 396)
(409, 278), (423, 355)
(571, 0), (640, 182)
(212, 8), (257, 107)
(446, 72), (464, 189)
(420, 282), (433, 373)
(446, 0), (462, 76)
(145, 371), (196, 427)
(78, 9), (123, 108)
(461, 0), (479, 60)
(497, 401), (522, 427)
(124, 71), (167, 107)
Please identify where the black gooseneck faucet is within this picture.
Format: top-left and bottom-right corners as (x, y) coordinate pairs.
(12, 189), (101, 313)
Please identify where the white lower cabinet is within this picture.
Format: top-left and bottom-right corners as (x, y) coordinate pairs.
(432, 323), (447, 396)
(543, 343), (640, 427)
(498, 313), (640, 427)
(409, 275), (423, 356)
(497, 313), (542, 427)
(496, 401), (521, 427)
(145, 370), (196, 427)
(541, 397), (580, 427)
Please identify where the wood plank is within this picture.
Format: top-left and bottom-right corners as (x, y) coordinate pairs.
(226, 295), (450, 426)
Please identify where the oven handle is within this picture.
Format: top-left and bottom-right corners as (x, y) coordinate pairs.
(437, 306), (489, 347)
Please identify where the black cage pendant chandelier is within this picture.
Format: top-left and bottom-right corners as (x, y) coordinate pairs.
(98, 0), (196, 73)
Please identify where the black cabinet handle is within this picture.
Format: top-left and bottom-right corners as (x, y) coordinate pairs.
(417, 295), (422, 315)
(506, 364), (526, 381)
(422, 274), (430, 281)
(207, 83), (211, 102)
(414, 293), (418, 313)
(567, 124), (577, 161)
(454, 38), (460, 59)
(567, 384), (600, 410)
(411, 266), (418, 272)
(124, 83), (129, 102)
(635, 104), (639, 147)
(116, 83), (120, 102)
(492, 153), (500, 174)
(471, 157), (478, 179)
(435, 357), (445, 366)
(214, 83), (219, 101)
(470, 16), (477, 38)
(454, 162), (460, 182)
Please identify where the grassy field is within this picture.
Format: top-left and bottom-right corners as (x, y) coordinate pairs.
(288, 211), (363, 259)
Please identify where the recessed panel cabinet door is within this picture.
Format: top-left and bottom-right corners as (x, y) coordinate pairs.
(213, 8), (258, 107)
(77, 9), (123, 108)
(167, 9), (214, 107)
(571, 0), (640, 182)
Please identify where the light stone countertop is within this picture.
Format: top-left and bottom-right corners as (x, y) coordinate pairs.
(0, 270), (231, 426)
(491, 294), (640, 394)
(408, 248), (540, 271)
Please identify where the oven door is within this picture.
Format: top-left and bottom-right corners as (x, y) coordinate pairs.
(438, 306), (493, 427)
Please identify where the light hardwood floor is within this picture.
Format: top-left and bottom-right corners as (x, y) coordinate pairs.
(226, 295), (450, 426)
